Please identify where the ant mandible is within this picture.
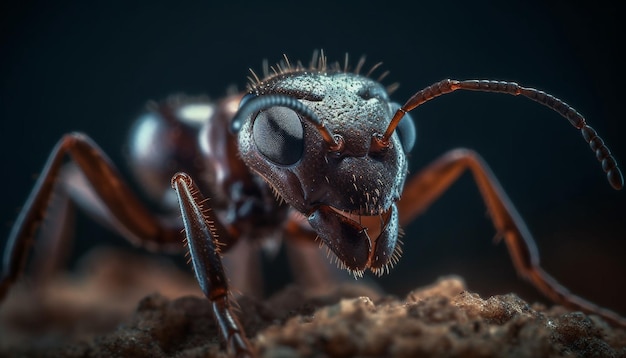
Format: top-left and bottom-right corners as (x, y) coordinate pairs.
(1, 51), (624, 357)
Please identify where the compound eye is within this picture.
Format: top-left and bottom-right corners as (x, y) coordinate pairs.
(396, 112), (416, 153)
(253, 106), (304, 165)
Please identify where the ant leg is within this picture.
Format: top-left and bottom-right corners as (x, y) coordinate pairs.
(398, 148), (626, 327)
(171, 172), (253, 357)
(29, 168), (75, 280)
(1, 132), (183, 300)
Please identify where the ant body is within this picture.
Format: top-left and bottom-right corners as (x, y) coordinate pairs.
(1, 52), (624, 356)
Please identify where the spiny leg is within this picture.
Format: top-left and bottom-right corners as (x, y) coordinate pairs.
(1, 132), (183, 300)
(397, 148), (626, 327)
(171, 172), (253, 357)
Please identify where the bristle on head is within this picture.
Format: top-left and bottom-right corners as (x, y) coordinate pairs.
(246, 50), (398, 94)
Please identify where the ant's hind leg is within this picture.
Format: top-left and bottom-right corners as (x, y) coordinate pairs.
(1, 132), (183, 300)
(397, 148), (626, 327)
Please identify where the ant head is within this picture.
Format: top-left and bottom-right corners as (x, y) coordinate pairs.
(233, 58), (416, 277)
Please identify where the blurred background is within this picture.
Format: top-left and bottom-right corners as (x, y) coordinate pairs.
(1, 1), (624, 315)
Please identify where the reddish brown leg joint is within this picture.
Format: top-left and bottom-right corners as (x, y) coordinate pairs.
(397, 149), (626, 328)
(1, 132), (181, 300)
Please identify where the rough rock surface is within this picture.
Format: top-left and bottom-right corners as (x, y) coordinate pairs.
(1, 248), (625, 357)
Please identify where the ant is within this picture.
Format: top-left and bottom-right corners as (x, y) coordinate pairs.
(1, 51), (624, 357)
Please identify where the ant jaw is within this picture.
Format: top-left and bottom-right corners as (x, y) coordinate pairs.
(307, 203), (399, 275)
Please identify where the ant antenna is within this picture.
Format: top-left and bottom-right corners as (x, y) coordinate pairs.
(375, 79), (623, 190)
(231, 94), (343, 151)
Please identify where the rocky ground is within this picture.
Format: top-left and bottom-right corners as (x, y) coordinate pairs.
(1, 247), (625, 357)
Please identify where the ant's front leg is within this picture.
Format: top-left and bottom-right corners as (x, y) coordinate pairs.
(0, 133), (183, 300)
(171, 172), (253, 357)
(397, 148), (626, 328)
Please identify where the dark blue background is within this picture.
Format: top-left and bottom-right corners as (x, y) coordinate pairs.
(1, 1), (624, 314)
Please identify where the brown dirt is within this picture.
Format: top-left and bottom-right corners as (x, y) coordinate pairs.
(1, 247), (625, 357)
